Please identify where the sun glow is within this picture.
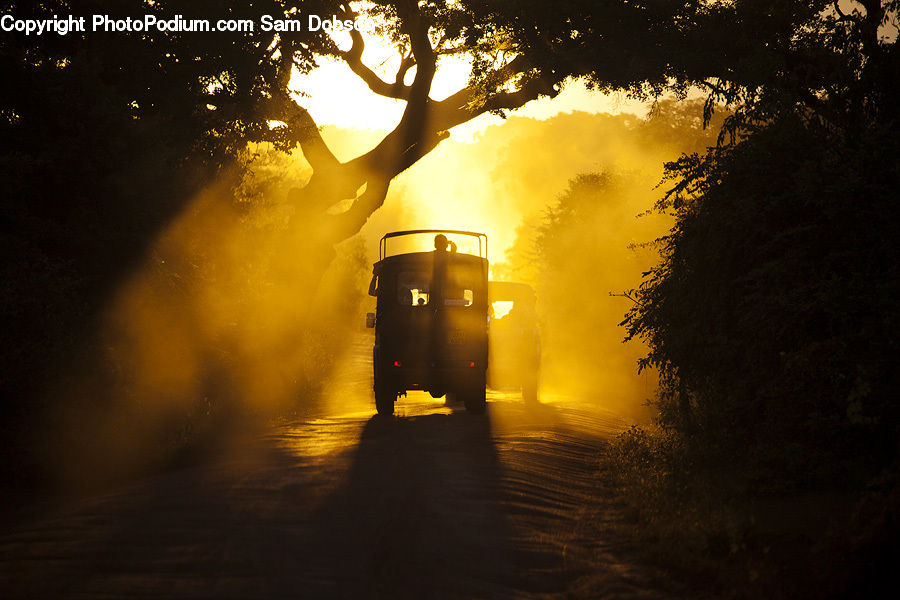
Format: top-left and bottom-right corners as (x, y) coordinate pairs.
(290, 26), (475, 132)
(290, 26), (648, 137)
(287, 28), (654, 267)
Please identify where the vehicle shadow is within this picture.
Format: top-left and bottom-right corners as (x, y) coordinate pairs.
(0, 399), (600, 600)
(293, 406), (520, 599)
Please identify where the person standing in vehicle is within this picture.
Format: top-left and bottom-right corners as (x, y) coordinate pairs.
(431, 234), (450, 377)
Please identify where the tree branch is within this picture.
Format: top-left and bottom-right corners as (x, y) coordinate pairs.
(858, 0), (882, 57)
(276, 98), (340, 173)
(340, 26), (414, 100)
(399, 1), (437, 104)
(287, 4), (557, 244)
(342, 1), (438, 177)
(480, 78), (558, 112)
(833, 0), (852, 22)
(394, 47), (416, 88)
(429, 71), (556, 131)
(326, 175), (391, 240)
(431, 54), (532, 114)
(699, 78), (733, 100)
(268, 33), (341, 173)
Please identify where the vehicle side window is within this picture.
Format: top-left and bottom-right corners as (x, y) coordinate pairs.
(398, 271), (430, 306)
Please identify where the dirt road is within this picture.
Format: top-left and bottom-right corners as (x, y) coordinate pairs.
(0, 390), (666, 599)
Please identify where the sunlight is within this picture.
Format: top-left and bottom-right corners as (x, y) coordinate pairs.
(291, 23), (649, 137)
(292, 58), (404, 130)
(290, 24), (474, 131)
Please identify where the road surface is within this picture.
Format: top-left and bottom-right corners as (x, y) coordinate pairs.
(0, 386), (666, 599)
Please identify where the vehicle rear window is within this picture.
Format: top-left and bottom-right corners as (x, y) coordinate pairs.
(444, 288), (474, 307)
(444, 262), (481, 307)
(491, 300), (514, 319)
(397, 271), (430, 306)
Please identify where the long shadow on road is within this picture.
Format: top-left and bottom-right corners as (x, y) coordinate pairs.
(292, 407), (519, 599)
(0, 398), (648, 599)
(287, 396), (631, 599)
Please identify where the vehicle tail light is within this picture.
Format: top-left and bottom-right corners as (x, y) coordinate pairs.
(393, 360), (402, 367)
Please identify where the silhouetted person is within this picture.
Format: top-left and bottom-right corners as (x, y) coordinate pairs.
(432, 234), (450, 304)
(449, 240), (457, 253)
(431, 234), (451, 377)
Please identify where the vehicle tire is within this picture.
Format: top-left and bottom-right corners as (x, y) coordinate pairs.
(463, 382), (486, 414)
(374, 383), (396, 416)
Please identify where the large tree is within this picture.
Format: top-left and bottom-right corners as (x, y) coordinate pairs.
(1, 0), (715, 413)
(0, 0), (582, 475)
(10, 0), (893, 476)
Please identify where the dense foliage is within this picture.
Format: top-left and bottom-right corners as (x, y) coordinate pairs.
(488, 101), (722, 411)
(3, 0), (897, 497)
(0, 4), (339, 483)
(623, 1), (900, 482)
(0, 0), (582, 483)
(1, 0), (718, 424)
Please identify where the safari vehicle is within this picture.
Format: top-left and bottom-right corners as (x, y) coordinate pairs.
(487, 281), (541, 403)
(366, 230), (489, 416)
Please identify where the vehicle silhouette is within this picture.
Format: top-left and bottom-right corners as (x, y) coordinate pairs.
(487, 281), (541, 403)
(366, 230), (489, 416)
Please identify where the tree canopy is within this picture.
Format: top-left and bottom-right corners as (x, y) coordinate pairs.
(621, 0), (899, 480)
(3, 0), (898, 487)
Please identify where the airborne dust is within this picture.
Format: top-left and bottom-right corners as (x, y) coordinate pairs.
(44, 101), (720, 488)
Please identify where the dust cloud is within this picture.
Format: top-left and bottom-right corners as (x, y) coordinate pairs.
(43, 158), (374, 487)
(357, 100), (721, 419)
(43, 101), (718, 487)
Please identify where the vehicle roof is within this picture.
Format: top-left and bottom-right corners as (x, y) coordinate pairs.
(375, 251), (488, 271)
(488, 281), (536, 304)
(381, 228), (486, 240)
(380, 229), (487, 260)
